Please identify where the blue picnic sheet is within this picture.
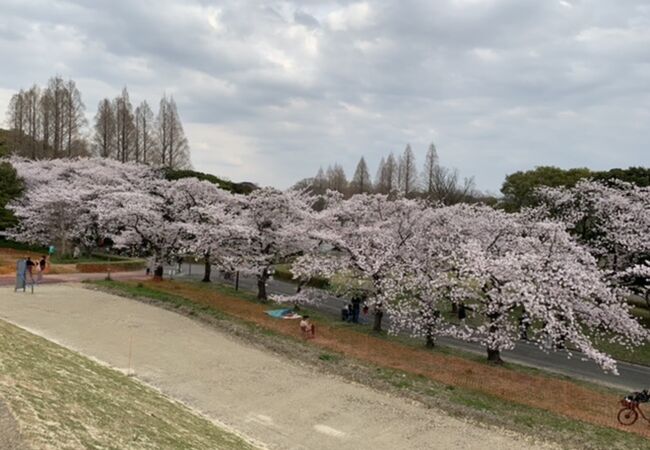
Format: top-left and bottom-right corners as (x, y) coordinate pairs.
(265, 308), (301, 319)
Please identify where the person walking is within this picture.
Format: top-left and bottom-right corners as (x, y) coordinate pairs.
(37, 255), (47, 283)
(25, 257), (36, 283)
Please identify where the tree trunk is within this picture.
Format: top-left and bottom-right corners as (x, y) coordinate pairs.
(202, 254), (211, 283)
(153, 265), (164, 281)
(487, 348), (503, 364)
(257, 268), (269, 301)
(425, 333), (435, 348)
(451, 302), (458, 314)
(372, 309), (383, 332)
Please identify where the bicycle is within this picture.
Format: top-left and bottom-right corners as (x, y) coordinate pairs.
(618, 397), (650, 426)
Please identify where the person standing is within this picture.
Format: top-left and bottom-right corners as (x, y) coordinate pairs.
(37, 255), (47, 283)
(351, 291), (366, 324)
(458, 303), (474, 321)
(25, 257), (36, 282)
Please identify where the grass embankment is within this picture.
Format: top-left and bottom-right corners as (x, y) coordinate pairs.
(91, 279), (650, 450)
(0, 318), (256, 450)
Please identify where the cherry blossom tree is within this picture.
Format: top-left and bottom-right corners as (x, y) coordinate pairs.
(536, 179), (650, 306)
(535, 179), (650, 266)
(175, 180), (248, 282)
(98, 177), (216, 276)
(290, 193), (428, 331)
(234, 187), (317, 300)
(8, 157), (156, 255)
(381, 204), (648, 371)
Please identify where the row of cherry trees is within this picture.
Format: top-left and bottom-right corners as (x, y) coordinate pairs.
(6, 158), (649, 372)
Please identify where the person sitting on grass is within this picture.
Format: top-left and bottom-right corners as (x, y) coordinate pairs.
(300, 315), (315, 339)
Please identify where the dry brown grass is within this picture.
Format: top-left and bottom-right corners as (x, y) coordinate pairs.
(0, 248), (76, 275)
(138, 279), (650, 440)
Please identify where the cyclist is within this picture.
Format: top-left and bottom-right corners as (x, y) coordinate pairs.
(626, 389), (650, 403)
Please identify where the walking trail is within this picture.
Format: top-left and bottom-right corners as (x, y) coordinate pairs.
(0, 284), (557, 450)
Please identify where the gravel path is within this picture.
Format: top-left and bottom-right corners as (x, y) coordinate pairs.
(0, 285), (558, 450)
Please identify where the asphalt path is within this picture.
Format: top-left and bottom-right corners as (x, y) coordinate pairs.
(172, 262), (650, 392)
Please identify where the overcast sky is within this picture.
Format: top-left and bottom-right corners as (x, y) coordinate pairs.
(1, 0), (649, 192)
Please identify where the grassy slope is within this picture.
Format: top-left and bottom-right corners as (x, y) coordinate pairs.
(0, 319), (256, 450)
(90, 279), (650, 450)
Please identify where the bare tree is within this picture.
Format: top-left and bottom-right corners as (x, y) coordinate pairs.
(434, 168), (476, 205)
(156, 95), (190, 169)
(326, 163), (348, 194)
(24, 85), (41, 159)
(114, 87), (136, 163)
(376, 152), (398, 194)
(398, 144), (418, 197)
(312, 167), (328, 194)
(6, 86), (43, 158)
(374, 157), (385, 193)
(134, 100), (156, 164)
(350, 156), (372, 194)
(93, 98), (116, 158)
(45, 76), (67, 156)
(421, 142), (439, 199)
(63, 79), (86, 157)
(6, 89), (26, 153)
(39, 88), (53, 155)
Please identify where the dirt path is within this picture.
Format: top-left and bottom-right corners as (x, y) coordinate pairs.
(0, 285), (556, 450)
(0, 271), (145, 287)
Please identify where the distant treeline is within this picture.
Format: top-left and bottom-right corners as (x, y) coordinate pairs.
(294, 143), (490, 205)
(296, 141), (648, 210)
(501, 166), (650, 211)
(3, 75), (190, 169)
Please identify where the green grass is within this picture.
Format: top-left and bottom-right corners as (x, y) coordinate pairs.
(90, 279), (650, 450)
(273, 263), (330, 289)
(0, 238), (47, 253)
(50, 253), (134, 264)
(591, 336), (650, 367)
(0, 318), (256, 450)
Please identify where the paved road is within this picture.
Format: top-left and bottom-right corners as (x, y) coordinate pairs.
(174, 262), (650, 392)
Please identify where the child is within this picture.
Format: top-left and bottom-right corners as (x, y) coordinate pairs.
(37, 255), (47, 283)
(299, 315), (315, 339)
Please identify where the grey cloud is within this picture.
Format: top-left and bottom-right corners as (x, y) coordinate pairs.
(294, 10), (320, 28)
(0, 0), (649, 191)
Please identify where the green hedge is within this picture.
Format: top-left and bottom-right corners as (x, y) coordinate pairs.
(0, 238), (47, 253)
